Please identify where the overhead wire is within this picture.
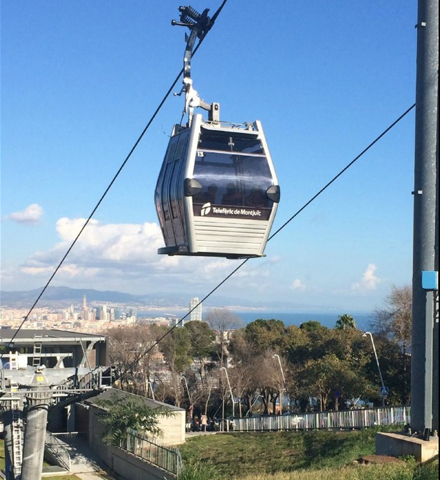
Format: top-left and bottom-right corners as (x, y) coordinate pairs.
(1, 0), (229, 354)
(268, 103), (416, 242)
(114, 103), (415, 385)
(2, 0), (414, 387)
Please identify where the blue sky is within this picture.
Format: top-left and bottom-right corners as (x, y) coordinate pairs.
(1, 0), (417, 314)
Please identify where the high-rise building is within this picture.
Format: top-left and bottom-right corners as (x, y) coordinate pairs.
(97, 305), (108, 321)
(82, 295), (87, 321)
(189, 297), (202, 322)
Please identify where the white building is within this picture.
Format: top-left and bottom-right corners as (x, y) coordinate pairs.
(189, 297), (202, 322)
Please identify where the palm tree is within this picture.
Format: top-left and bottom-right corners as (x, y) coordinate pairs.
(335, 314), (356, 330)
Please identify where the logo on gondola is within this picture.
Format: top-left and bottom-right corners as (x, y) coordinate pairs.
(201, 202), (212, 216)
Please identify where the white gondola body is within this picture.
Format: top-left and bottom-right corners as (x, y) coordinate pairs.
(155, 114), (280, 259)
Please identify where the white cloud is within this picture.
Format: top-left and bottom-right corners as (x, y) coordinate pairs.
(5, 204), (44, 225)
(351, 263), (381, 292)
(22, 217), (169, 273)
(16, 217), (235, 294)
(290, 278), (306, 291)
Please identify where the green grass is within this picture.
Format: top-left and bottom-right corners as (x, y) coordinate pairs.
(179, 429), (439, 480)
(180, 429), (378, 477)
(2, 431), (438, 480)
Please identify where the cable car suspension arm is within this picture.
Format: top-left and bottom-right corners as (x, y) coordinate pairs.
(172, 6), (220, 125)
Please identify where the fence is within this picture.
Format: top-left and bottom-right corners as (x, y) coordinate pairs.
(123, 428), (183, 476)
(233, 406), (411, 432)
(45, 431), (72, 471)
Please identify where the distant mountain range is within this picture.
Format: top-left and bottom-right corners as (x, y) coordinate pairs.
(0, 286), (187, 309)
(0, 285), (313, 311)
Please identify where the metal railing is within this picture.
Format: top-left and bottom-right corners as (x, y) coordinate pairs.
(233, 406), (411, 432)
(123, 428), (183, 476)
(45, 431), (72, 472)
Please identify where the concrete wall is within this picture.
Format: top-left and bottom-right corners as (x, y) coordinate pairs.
(75, 402), (90, 435)
(86, 390), (186, 446)
(376, 432), (439, 463)
(88, 404), (112, 465)
(88, 404), (179, 480)
(149, 410), (186, 446)
(110, 446), (177, 480)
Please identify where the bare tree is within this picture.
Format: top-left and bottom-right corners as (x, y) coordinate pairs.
(372, 285), (412, 354)
(108, 324), (157, 394)
(249, 352), (282, 414)
(228, 363), (255, 417)
(205, 308), (243, 367)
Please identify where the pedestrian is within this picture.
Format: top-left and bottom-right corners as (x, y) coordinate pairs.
(194, 417), (200, 431)
(201, 414), (208, 432)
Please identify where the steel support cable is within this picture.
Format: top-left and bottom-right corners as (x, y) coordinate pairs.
(268, 103), (416, 241)
(114, 258), (250, 385)
(114, 103), (416, 385)
(1, 1), (229, 354)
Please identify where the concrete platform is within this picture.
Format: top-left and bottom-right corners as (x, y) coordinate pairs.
(376, 432), (439, 462)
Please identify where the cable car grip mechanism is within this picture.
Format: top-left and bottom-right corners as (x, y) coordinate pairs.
(172, 6), (220, 126)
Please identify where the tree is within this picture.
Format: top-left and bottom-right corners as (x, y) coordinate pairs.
(297, 354), (363, 411)
(299, 320), (326, 332)
(205, 308), (243, 366)
(368, 286), (412, 405)
(205, 308), (243, 331)
(107, 324), (157, 395)
(95, 392), (173, 446)
(250, 352), (284, 414)
(228, 362), (255, 417)
(153, 325), (192, 407)
(335, 314), (356, 330)
(290, 323), (332, 363)
(372, 285), (412, 354)
(183, 321), (216, 380)
(362, 334), (411, 406)
(228, 329), (254, 365)
(243, 319), (286, 352)
(157, 326), (192, 373)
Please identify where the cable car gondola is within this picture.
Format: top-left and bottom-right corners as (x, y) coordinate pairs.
(155, 6), (280, 259)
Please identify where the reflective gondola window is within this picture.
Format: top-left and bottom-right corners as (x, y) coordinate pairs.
(192, 151), (274, 211)
(199, 129), (264, 154)
(170, 135), (189, 220)
(161, 163), (173, 221)
(160, 137), (178, 221)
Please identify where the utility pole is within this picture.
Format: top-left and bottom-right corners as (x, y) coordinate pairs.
(411, 0), (439, 438)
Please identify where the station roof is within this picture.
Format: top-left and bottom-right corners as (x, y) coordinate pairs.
(0, 329), (107, 346)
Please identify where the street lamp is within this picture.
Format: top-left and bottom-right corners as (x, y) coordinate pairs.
(221, 367), (235, 418)
(272, 354), (286, 414)
(180, 374), (193, 428)
(363, 332), (386, 406)
(180, 374), (191, 401)
(147, 376), (155, 401)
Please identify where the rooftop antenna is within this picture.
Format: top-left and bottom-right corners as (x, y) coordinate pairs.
(172, 5), (220, 126)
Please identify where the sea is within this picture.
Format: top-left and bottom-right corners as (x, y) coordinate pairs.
(232, 311), (374, 331)
(138, 309), (375, 331)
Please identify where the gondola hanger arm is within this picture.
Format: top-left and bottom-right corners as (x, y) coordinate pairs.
(172, 5), (219, 125)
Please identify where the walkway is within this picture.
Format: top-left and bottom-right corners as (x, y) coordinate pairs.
(43, 433), (109, 477)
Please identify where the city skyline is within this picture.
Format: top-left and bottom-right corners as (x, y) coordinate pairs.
(2, 1), (417, 314)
